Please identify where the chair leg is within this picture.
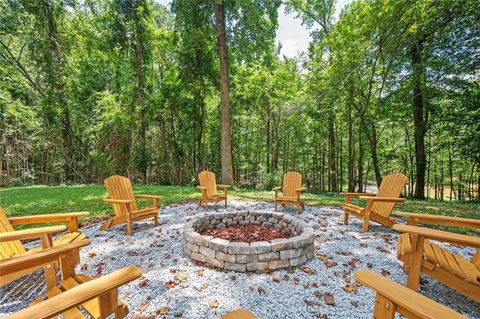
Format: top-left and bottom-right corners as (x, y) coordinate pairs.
(274, 202), (277, 212)
(362, 213), (370, 232)
(205, 202), (208, 211)
(127, 221), (133, 236)
(343, 211), (349, 225)
(154, 215), (158, 226)
(406, 235), (424, 291)
(224, 198), (227, 208)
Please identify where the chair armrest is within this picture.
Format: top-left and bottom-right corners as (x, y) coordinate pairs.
(359, 196), (405, 203)
(8, 212), (89, 232)
(217, 184), (231, 188)
(197, 186), (207, 190)
(296, 187), (306, 192)
(394, 212), (480, 230)
(104, 199), (133, 204)
(393, 224), (480, 249)
(272, 186), (282, 192)
(0, 225), (66, 242)
(341, 192), (376, 197)
(0, 240), (91, 277)
(4, 266), (143, 319)
(355, 270), (468, 319)
(134, 195), (162, 200)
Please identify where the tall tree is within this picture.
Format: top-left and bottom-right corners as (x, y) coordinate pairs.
(214, 1), (233, 185)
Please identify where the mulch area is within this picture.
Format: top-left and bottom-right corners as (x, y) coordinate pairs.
(201, 225), (290, 243)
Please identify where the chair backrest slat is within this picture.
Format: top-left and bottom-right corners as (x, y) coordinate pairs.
(283, 171), (302, 198)
(104, 176), (138, 216)
(198, 171), (217, 196)
(371, 173), (408, 217)
(0, 208), (26, 260)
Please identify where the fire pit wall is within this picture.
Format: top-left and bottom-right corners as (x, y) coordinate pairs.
(183, 211), (314, 272)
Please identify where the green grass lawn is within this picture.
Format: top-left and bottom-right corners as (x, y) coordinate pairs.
(0, 184), (478, 233)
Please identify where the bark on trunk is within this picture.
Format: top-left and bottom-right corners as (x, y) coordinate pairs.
(135, 8), (147, 182)
(215, 2), (233, 185)
(328, 112), (337, 192)
(347, 88), (355, 192)
(411, 42), (427, 199)
(41, 0), (74, 181)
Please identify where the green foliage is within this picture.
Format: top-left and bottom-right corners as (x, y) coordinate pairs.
(0, 0), (478, 203)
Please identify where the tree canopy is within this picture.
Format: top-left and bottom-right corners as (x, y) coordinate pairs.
(0, 0), (478, 201)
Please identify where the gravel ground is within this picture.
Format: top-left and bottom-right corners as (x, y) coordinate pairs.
(1, 200), (479, 318)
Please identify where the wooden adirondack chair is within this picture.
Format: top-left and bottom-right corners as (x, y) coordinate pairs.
(355, 270), (468, 319)
(272, 171), (305, 213)
(394, 222), (480, 303)
(0, 207), (88, 289)
(102, 175), (162, 235)
(1, 241), (141, 319)
(342, 172), (407, 232)
(197, 171), (231, 211)
(221, 309), (256, 319)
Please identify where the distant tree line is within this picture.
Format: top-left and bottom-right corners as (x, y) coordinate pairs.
(0, 0), (478, 201)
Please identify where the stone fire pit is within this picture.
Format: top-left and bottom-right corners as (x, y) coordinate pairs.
(182, 211), (314, 272)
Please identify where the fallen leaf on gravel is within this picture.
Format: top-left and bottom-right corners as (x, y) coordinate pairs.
(80, 263), (88, 271)
(147, 263), (155, 268)
(140, 303), (149, 311)
(304, 300), (321, 306)
(293, 277), (299, 285)
(132, 314), (154, 319)
(139, 277), (149, 287)
(174, 312), (183, 317)
(283, 275), (290, 281)
(209, 300), (219, 308)
(312, 283), (319, 288)
(175, 272), (188, 282)
(169, 268), (178, 273)
(351, 301), (359, 308)
(156, 307), (169, 315)
(230, 275), (236, 281)
(287, 268), (296, 274)
(313, 290), (322, 298)
(376, 246), (389, 253)
(323, 293), (336, 306)
(314, 313), (328, 318)
(165, 280), (176, 289)
(343, 283), (357, 293)
(127, 251), (140, 256)
(87, 252), (97, 258)
(324, 261), (338, 268)
(194, 269), (204, 277)
(258, 287), (265, 295)
(300, 266), (316, 275)
(381, 269), (391, 276)
(272, 276), (280, 283)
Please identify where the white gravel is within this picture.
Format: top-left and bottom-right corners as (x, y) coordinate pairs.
(1, 200), (479, 318)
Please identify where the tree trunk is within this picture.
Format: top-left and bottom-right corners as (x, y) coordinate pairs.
(347, 89), (355, 192)
(411, 42), (427, 199)
(357, 120), (364, 192)
(365, 121), (382, 187)
(41, 0), (74, 181)
(328, 112), (337, 191)
(214, 2), (233, 185)
(135, 10), (147, 182)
